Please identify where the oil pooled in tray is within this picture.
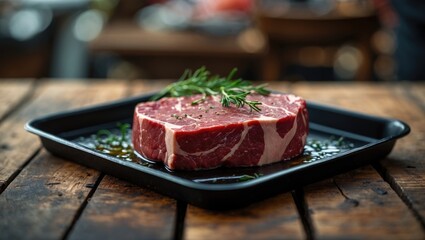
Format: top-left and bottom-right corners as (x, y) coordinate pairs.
(74, 124), (355, 183)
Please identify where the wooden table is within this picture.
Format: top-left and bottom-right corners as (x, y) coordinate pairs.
(1, 79), (424, 239)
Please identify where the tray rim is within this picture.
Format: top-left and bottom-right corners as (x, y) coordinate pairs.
(25, 93), (411, 192)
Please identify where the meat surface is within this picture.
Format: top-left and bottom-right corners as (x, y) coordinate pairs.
(132, 93), (309, 170)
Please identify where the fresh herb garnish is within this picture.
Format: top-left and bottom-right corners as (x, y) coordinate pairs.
(93, 122), (134, 161)
(302, 136), (355, 162)
(239, 173), (263, 182)
(96, 122), (130, 145)
(151, 67), (270, 112)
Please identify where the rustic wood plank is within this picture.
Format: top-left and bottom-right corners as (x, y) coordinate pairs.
(305, 166), (423, 239)
(406, 83), (425, 108)
(0, 80), (128, 239)
(184, 193), (304, 240)
(291, 82), (393, 111)
(0, 150), (99, 239)
(128, 79), (173, 96)
(0, 79), (34, 121)
(62, 79), (178, 239)
(291, 82), (425, 237)
(0, 80), (128, 191)
(68, 175), (177, 240)
(380, 84), (425, 227)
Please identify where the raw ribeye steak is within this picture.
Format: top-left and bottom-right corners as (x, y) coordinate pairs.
(132, 93), (308, 170)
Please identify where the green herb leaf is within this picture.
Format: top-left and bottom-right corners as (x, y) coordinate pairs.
(151, 67), (270, 112)
(239, 173), (263, 182)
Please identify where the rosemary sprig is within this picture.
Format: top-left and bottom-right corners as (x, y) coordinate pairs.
(151, 67), (270, 112)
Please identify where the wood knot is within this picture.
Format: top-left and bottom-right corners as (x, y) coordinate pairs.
(339, 198), (359, 210)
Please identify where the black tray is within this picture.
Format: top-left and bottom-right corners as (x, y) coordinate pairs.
(25, 93), (410, 209)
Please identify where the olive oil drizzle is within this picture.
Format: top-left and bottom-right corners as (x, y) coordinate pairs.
(95, 123), (134, 161)
(75, 126), (355, 183)
(75, 123), (134, 162)
(302, 136), (355, 162)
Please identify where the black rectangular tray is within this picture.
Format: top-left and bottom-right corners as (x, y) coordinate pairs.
(25, 93), (410, 209)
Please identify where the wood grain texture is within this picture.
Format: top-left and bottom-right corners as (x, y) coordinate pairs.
(128, 79), (173, 96)
(0, 80), (128, 239)
(291, 82), (425, 237)
(184, 193), (304, 240)
(0, 150), (100, 239)
(305, 166), (423, 239)
(61, 79), (177, 240)
(0, 80), (127, 191)
(291, 82), (393, 111)
(0, 79), (34, 121)
(1, 80), (424, 239)
(405, 83), (425, 109)
(380, 84), (425, 226)
(68, 175), (176, 240)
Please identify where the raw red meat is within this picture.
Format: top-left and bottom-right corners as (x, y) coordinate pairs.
(132, 93), (308, 170)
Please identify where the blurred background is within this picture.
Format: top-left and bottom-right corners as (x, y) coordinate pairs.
(0, 0), (420, 81)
